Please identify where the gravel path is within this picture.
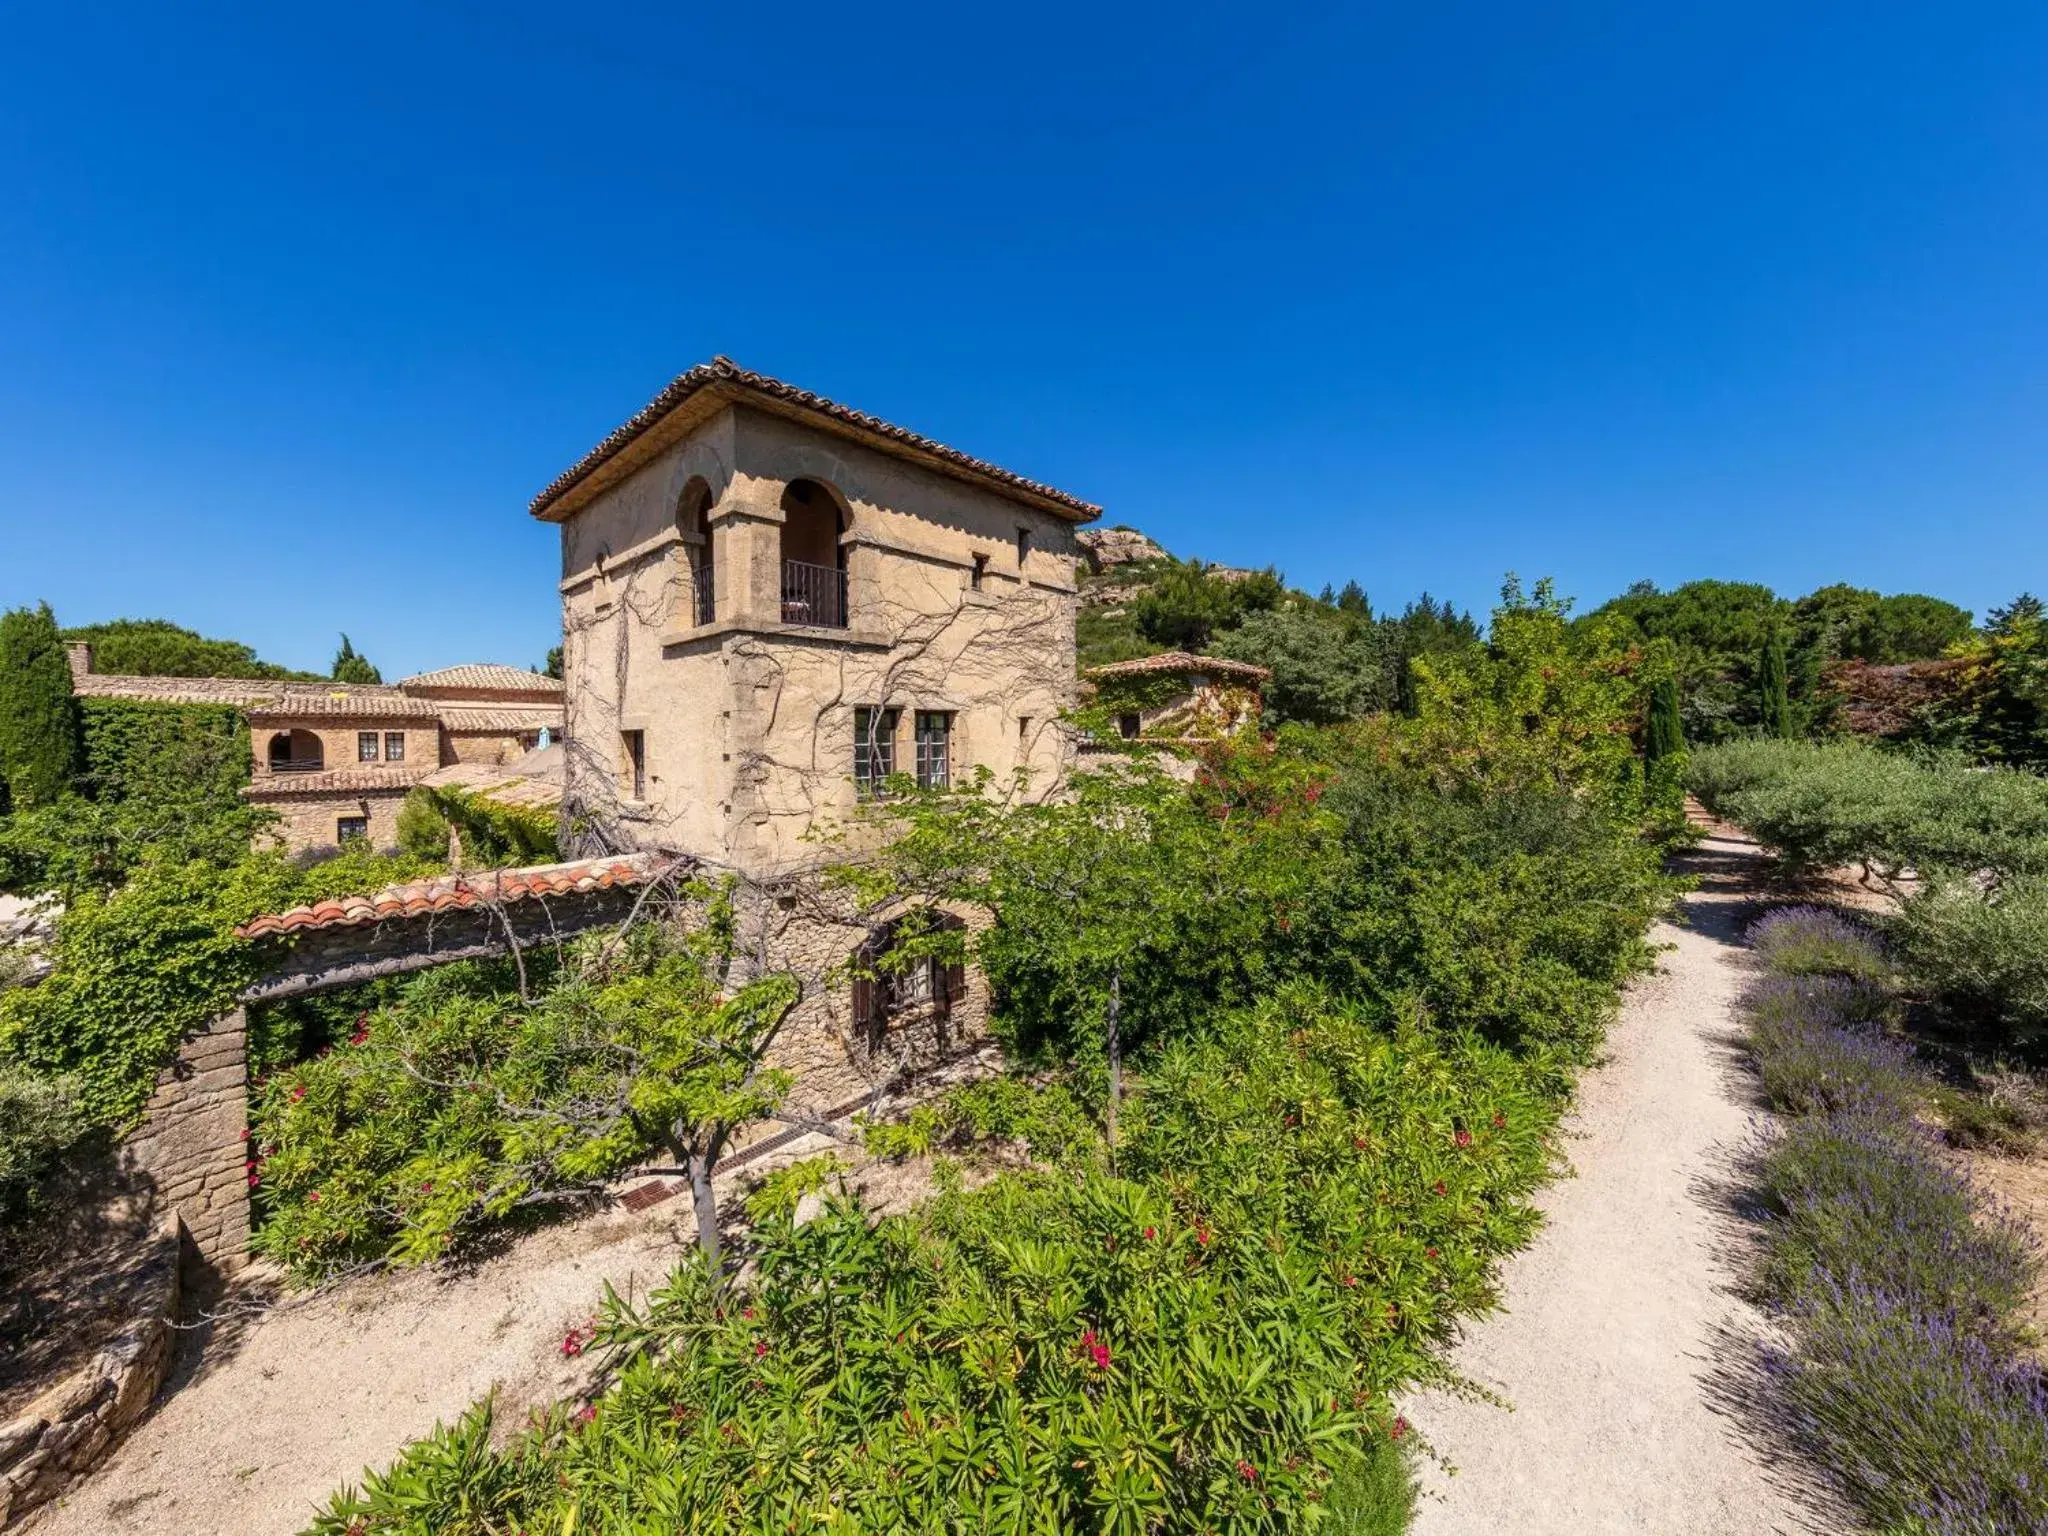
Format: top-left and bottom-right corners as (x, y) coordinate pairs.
(1405, 829), (1834, 1535)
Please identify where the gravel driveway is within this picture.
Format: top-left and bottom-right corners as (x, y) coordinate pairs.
(1405, 829), (1835, 1534)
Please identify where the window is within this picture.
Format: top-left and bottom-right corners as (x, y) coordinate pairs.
(854, 707), (898, 797)
(851, 912), (968, 1045)
(970, 553), (988, 591)
(337, 815), (370, 844)
(357, 731), (379, 762)
(1118, 713), (1141, 740)
(1016, 526), (1032, 567)
(384, 731), (406, 762)
(914, 711), (952, 789)
(621, 730), (646, 800)
(1018, 715), (1032, 746)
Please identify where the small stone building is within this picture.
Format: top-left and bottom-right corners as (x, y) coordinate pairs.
(66, 645), (565, 855)
(1082, 651), (1270, 743)
(536, 356), (1099, 1114)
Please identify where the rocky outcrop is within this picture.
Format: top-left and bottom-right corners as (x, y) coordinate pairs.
(1077, 527), (1167, 573)
(0, 1226), (179, 1527)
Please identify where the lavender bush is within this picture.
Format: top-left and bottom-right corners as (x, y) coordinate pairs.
(1741, 905), (2048, 1534)
(1754, 1111), (2039, 1331)
(1748, 904), (1890, 984)
(1771, 1284), (2048, 1536)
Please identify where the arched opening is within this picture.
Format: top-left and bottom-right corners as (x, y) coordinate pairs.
(851, 910), (967, 1048)
(268, 729), (324, 773)
(779, 478), (847, 627)
(676, 476), (715, 625)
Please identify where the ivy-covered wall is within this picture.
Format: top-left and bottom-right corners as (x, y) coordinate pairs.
(79, 698), (249, 804)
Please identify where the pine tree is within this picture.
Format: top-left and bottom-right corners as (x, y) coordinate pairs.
(331, 634), (383, 685)
(1646, 676), (1685, 762)
(1758, 629), (1794, 738)
(0, 602), (81, 809)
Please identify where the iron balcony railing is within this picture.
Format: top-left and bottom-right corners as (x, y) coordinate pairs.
(692, 560), (716, 626)
(781, 559), (848, 628)
(268, 758), (326, 774)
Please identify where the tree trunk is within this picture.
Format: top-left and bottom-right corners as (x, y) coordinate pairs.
(687, 1131), (725, 1269)
(1105, 965), (1122, 1164)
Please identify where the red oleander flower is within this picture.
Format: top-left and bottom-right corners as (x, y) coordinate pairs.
(247, 1173), (260, 1188)
(1196, 1225), (1211, 1247)
(1237, 1460), (1258, 1481)
(239, 1128), (251, 1141)
(1492, 1112), (1506, 1129)
(741, 1306), (756, 1320)
(1426, 1246), (1439, 1260)
(753, 1341), (769, 1358)
(307, 1191), (321, 1204)
(1352, 1136), (1367, 1150)
(1341, 1273), (1357, 1288)
(290, 1085), (306, 1102)
(575, 1405), (597, 1425)
(1390, 1416), (1409, 1441)
(1432, 1180), (1447, 1197)
(1455, 1128), (1473, 1148)
(1142, 1226), (1156, 1241)
(561, 1330), (584, 1357)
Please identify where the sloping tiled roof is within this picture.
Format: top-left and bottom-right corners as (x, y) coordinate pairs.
(1083, 651), (1272, 682)
(245, 690), (441, 721)
(528, 356), (1101, 524)
(242, 766), (435, 798)
(437, 704), (564, 733)
(398, 665), (565, 695)
(71, 673), (291, 708)
(235, 853), (678, 939)
(421, 751), (564, 811)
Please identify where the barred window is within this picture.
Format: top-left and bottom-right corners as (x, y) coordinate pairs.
(384, 731), (406, 762)
(357, 731), (379, 762)
(854, 708), (899, 797)
(337, 815), (369, 843)
(914, 711), (952, 790)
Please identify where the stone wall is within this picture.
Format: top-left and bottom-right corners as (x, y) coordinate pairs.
(0, 1226), (178, 1527)
(121, 1009), (250, 1272)
(250, 786), (411, 855)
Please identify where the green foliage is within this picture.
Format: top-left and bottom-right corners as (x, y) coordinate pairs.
(1211, 604), (1387, 726)
(0, 1062), (80, 1262)
(0, 847), (432, 1127)
(251, 927), (799, 1278)
(1379, 594), (1481, 716)
(1892, 875), (2048, 1048)
(79, 697), (249, 804)
(0, 603), (80, 811)
(396, 784), (558, 867)
(331, 633), (383, 685)
(60, 617), (315, 680)
(544, 644), (563, 680)
(1645, 676), (1684, 764)
(1928, 593), (2048, 768)
(309, 993), (1550, 1536)
(1132, 559), (1284, 652)
(1758, 627), (1794, 739)
(1689, 739), (2048, 888)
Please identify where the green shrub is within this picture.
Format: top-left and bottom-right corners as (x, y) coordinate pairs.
(396, 783), (558, 867)
(308, 993), (1546, 1535)
(1892, 875), (2048, 1047)
(0, 1062), (80, 1266)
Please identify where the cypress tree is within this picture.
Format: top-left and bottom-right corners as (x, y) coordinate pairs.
(1759, 629), (1794, 739)
(0, 602), (80, 809)
(1646, 676), (1684, 762)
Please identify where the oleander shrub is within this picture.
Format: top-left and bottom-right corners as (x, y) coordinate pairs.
(1768, 1284), (2048, 1536)
(1891, 874), (2048, 1047)
(1746, 905), (1890, 983)
(307, 993), (1551, 1536)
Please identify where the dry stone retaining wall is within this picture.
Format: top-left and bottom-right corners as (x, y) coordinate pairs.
(0, 1226), (178, 1527)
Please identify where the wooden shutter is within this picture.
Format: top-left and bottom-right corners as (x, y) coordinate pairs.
(852, 935), (879, 1040)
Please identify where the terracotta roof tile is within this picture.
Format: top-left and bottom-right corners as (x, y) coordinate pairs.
(242, 767), (435, 797)
(245, 690), (441, 721)
(235, 852), (682, 939)
(436, 704), (565, 732)
(529, 356), (1100, 523)
(398, 665), (565, 695)
(1083, 651), (1272, 682)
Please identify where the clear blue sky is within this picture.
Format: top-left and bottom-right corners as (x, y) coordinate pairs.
(3, 2), (2043, 677)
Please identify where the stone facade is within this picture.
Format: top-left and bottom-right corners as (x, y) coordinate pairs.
(0, 1226), (178, 1528)
(538, 362), (1099, 1119)
(65, 646), (565, 856)
(121, 1008), (251, 1271)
